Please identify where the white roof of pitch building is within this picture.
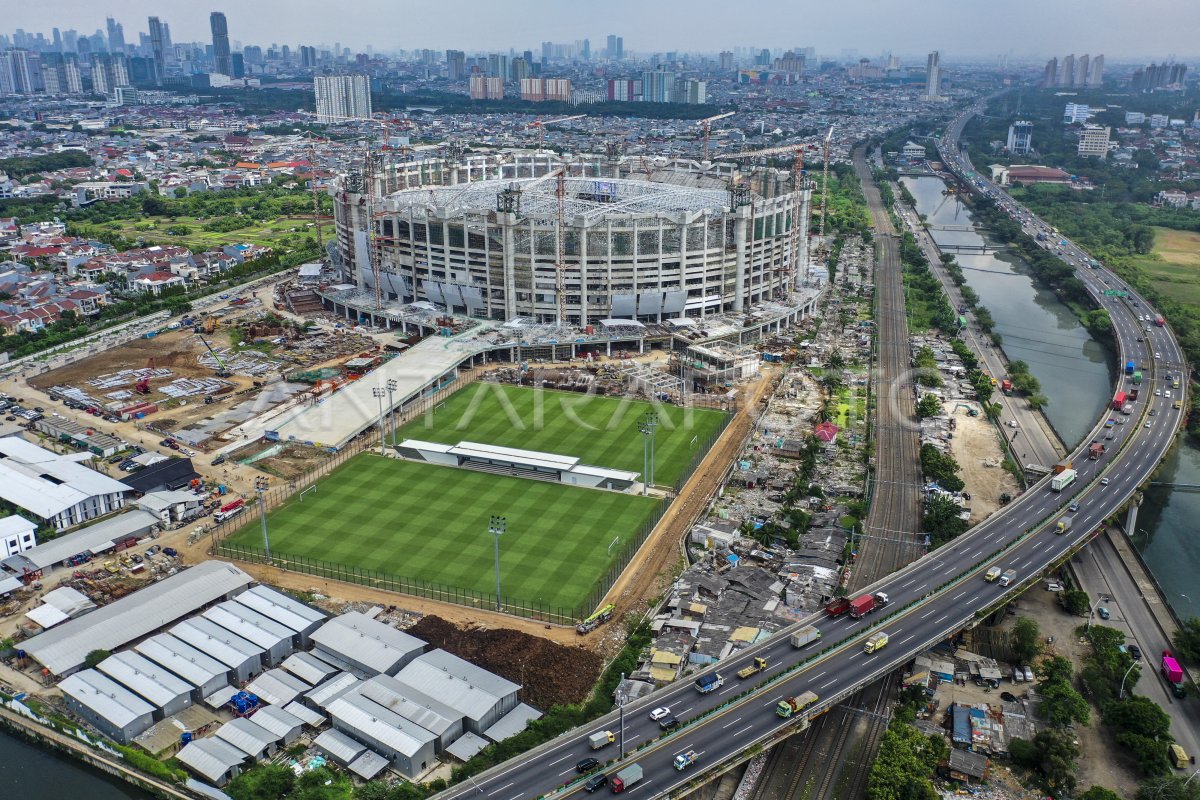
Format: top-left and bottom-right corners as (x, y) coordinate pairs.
(283, 701), (325, 728)
(171, 616), (264, 669)
(134, 634), (227, 689)
(23, 560), (253, 676)
(0, 437), (131, 518)
(203, 601), (294, 651)
(41, 586), (95, 617)
(248, 704), (304, 740)
(244, 668), (309, 706)
(355, 674), (460, 737)
(281, 651), (339, 686)
(310, 611), (426, 675)
(394, 649), (520, 717)
(445, 731), (491, 762)
(348, 750), (390, 780)
(96, 651), (192, 710)
(214, 717), (280, 756)
(232, 585), (325, 634)
(327, 692), (437, 758)
(483, 703), (543, 742)
(176, 736), (247, 784)
(4, 510), (158, 571)
(59, 669), (155, 729)
(306, 672), (359, 710)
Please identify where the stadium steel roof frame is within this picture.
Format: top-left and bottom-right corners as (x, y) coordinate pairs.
(379, 176), (729, 224)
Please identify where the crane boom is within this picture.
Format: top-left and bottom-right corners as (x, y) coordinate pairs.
(527, 114), (585, 146)
(696, 111), (736, 161)
(196, 335), (232, 377)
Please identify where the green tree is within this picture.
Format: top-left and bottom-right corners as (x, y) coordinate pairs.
(1174, 617), (1200, 663)
(1037, 656), (1090, 727)
(923, 493), (968, 546)
(1063, 589), (1091, 616)
(1080, 787), (1124, 800)
(1011, 617), (1042, 663)
(83, 649), (111, 668)
(866, 719), (945, 800)
(916, 394), (943, 419)
(226, 764), (296, 800)
(291, 767), (352, 800)
(1137, 774), (1200, 800)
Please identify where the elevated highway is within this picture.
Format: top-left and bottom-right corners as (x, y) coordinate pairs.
(433, 104), (1186, 800)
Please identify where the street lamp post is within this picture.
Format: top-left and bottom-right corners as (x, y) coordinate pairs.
(617, 672), (628, 758)
(386, 378), (398, 446)
(372, 387), (386, 455)
(638, 412), (658, 496)
(1119, 660), (1139, 699)
(255, 476), (271, 564)
(489, 515), (506, 611)
(1087, 594), (1110, 631)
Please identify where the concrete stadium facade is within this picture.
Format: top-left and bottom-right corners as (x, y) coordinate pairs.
(331, 153), (813, 326)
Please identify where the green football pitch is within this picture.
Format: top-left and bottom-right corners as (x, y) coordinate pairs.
(226, 456), (661, 612)
(396, 383), (728, 486)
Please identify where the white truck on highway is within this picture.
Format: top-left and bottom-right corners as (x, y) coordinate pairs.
(790, 625), (821, 648)
(999, 569), (1017, 587)
(1050, 469), (1077, 492)
(588, 731), (614, 750)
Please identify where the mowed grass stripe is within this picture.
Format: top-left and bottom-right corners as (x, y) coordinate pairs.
(228, 456), (659, 611)
(397, 384), (727, 487)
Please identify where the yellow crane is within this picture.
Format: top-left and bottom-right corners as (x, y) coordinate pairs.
(695, 111), (736, 161)
(527, 114), (585, 147)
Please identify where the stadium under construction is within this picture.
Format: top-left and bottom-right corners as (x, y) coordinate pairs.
(328, 151), (819, 329)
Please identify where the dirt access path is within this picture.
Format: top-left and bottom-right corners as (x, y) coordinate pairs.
(945, 401), (1021, 523)
(599, 364), (782, 621)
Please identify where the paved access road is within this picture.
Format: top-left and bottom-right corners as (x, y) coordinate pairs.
(433, 111), (1185, 800)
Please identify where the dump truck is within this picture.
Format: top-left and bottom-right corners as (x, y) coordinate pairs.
(790, 625), (821, 648)
(985, 566), (1002, 582)
(1162, 650), (1184, 685)
(999, 569), (1017, 587)
(610, 763), (644, 793)
(1055, 518), (1072, 535)
(848, 593), (877, 619)
(825, 597), (851, 617)
(673, 751), (698, 770)
(776, 690), (819, 718)
(589, 731), (615, 750)
(737, 658), (768, 679)
(1050, 469), (1077, 492)
(695, 673), (724, 693)
(1170, 744), (1190, 770)
(865, 632), (889, 654)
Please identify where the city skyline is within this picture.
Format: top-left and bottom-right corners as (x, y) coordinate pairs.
(5, 0), (1200, 59)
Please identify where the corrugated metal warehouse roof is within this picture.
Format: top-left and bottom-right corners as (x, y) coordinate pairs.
(176, 736), (247, 784)
(59, 669), (155, 731)
(280, 651), (339, 686)
(203, 601), (294, 652)
(306, 672), (359, 711)
(327, 692), (437, 758)
(233, 585), (325, 636)
(97, 651), (193, 711)
(348, 750), (390, 779)
(247, 704), (303, 741)
(310, 611), (426, 676)
(394, 649), (519, 719)
(313, 727), (367, 765)
(483, 703), (543, 742)
(445, 731), (490, 762)
(213, 717), (279, 757)
(0, 437), (131, 519)
(171, 617), (264, 669)
(355, 674), (460, 737)
(23, 560), (253, 676)
(244, 668), (309, 706)
(283, 701), (325, 728)
(3, 510), (158, 572)
(134, 634), (227, 689)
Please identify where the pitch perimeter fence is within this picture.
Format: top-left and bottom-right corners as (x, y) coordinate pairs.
(210, 369), (732, 625)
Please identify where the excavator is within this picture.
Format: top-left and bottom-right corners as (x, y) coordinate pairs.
(135, 358), (153, 394)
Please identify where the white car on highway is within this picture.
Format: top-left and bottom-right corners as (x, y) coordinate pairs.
(649, 707), (671, 721)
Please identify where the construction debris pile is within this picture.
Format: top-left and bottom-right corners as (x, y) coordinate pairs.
(198, 347), (278, 377)
(89, 367), (174, 390)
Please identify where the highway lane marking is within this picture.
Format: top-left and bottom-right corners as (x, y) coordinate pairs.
(819, 678), (838, 689)
(733, 726), (754, 737)
(721, 716), (743, 730)
(487, 783), (515, 797)
(719, 685), (737, 696)
(935, 615), (949, 624)
(972, 551), (982, 560)
(952, 590), (968, 600)
(901, 578), (917, 588)
(547, 754), (572, 767)
(899, 634), (916, 645)
(507, 795), (523, 800)
(921, 608), (936, 618)
(1022, 559), (1034, 569)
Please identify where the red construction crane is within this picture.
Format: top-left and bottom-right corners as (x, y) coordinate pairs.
(526, 114), (585, 147)
(135, 357), (154, 394)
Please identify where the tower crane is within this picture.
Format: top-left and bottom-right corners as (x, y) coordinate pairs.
(526, 114), (585, 147)
(694, 111), (736, 161)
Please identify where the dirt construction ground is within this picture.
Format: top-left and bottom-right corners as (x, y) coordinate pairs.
(945, 401), (1021, 523)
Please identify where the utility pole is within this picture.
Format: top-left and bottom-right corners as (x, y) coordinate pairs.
(639, 411), (658, 495)
(489, 515), (506, 611)
(373, 387), (386, 455)
(255, 476), (271, 564)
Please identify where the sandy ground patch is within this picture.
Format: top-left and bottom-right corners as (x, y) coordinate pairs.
(944, 401), (1021, 522)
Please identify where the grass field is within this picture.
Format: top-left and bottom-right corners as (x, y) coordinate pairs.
(73, 215), (313, 253)
(1132, 227), (1200, 307)
(396, 384), (728, 487)
(226, 456), (660, 612)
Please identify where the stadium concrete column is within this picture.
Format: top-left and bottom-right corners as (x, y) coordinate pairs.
(578, 221), (588, 324)
(733, 208), (749, 312)
(500, 213), (517, 319)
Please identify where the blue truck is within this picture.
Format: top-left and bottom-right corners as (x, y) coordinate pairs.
(1125, 360), (1135, 376)
(695, 673), (724, 693)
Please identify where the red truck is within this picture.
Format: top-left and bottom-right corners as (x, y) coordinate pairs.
(1001, 379), (1013, 394)
(1155, 315), (1166, 327)
(849, 594), (877, 619)
(825, 598), (851, 617)
(1162, 650), (1184, 684)
(1112, 390), (1127, 410)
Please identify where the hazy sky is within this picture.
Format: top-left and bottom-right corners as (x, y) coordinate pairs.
(9, 0), (1199, 60)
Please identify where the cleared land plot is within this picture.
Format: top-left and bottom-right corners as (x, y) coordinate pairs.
(396, 383), (727, 487)
(1133, 227), (1200, 306)
(73, 215), (313, 253)
(226, 455), (659, 612)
